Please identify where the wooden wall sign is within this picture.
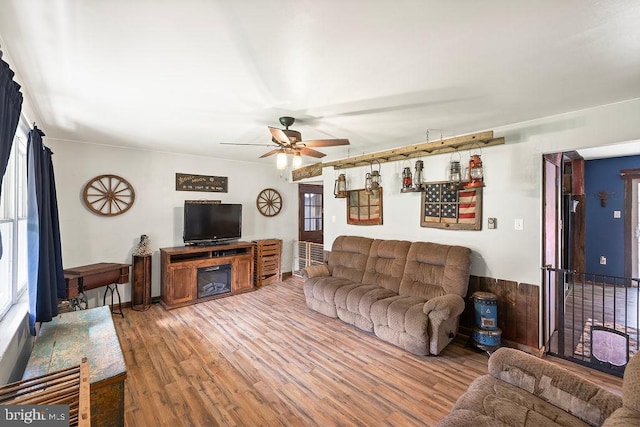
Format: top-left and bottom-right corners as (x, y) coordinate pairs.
(421, 181), (482, 230)
(291, 162), (323, 181)
(175, 173), (228, 192)
(347, 188), (383, 225)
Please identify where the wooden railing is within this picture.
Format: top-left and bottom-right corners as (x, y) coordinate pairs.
(293, 241), (325, 277)
(0, 357), (90, 426)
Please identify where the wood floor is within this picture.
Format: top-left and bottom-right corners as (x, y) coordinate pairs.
(113, 277), (623, 427)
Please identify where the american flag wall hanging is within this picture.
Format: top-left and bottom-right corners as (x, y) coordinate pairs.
(421, 182), (482, 230)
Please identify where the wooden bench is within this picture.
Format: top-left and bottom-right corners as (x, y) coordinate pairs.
(23, 306), (126, 427)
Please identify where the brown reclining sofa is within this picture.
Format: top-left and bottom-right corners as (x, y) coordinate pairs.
(302, 235), (472, 356)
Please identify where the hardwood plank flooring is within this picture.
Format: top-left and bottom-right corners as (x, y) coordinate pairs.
(113, 277), (622, 426)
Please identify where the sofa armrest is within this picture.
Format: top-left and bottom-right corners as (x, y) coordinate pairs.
(603, 349), (640, 425)
(603, 407), (640, 426)
(489, 347), (622, 426)
(301, 264), (330, 279)
(423, 294), (465, 322)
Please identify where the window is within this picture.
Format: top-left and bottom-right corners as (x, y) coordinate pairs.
(0, 124), (28, 319)
(304, 193), (323, 232)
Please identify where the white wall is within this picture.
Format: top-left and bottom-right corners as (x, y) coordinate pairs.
(48, 140), (299, 306)
(324, 98), (640, 286)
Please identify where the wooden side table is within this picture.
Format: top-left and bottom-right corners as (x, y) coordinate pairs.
(132, 255), (152, 311)
(64, 262), (130, 317)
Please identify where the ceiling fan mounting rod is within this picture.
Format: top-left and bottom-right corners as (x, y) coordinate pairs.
(279, 116), (295, 129)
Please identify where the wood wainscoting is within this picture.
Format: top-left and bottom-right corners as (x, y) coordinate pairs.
(460, 275), (540, 352)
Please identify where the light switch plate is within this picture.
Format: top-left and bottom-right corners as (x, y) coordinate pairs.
(488, 218), (497, 229)
(514, 219), (524, 231)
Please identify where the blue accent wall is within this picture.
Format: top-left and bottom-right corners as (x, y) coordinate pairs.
(584, 155), (640, 276)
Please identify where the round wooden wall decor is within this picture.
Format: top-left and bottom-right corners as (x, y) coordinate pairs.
(83, 174), (135, 216)
(256, 188), (282, 217)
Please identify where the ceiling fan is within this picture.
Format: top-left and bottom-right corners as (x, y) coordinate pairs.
(222, 116), (350, 159)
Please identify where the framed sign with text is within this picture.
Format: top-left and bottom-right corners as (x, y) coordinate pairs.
(175, 173), (228, 193)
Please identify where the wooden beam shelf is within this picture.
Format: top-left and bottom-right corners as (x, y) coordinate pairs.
(291, 131), (505, 181)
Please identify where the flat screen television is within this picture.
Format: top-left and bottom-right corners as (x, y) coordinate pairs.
(183, 201), (242, 245)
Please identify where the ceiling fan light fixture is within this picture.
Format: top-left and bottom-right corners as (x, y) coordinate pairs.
(276, 150), (288, 170)
(292, 152), (302, 169)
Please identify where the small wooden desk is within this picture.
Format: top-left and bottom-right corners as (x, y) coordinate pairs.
(23, 306), (126, 427)
(64, 262), (130, 316)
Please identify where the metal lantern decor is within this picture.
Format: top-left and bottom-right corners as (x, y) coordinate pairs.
(365, 160), (382, 194)
(365, 171), (373, 194)
(334, 173), (347, 198)
(401, 167), (413, 193)
(448, 160), (462, 190)
(465, 154), (485, 188)
(413, 160), (424, 191)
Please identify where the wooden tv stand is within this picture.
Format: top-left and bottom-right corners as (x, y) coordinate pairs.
(160, 241), (254, 309)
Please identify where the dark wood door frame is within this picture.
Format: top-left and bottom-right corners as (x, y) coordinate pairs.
(543, 153), (561, 351)
(298, 184), (324, 244)
(622, 169), (640, 279)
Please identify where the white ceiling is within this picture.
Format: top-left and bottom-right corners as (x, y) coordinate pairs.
(1, 1), (639, 166)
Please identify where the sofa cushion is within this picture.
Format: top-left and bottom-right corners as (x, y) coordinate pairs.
(371, 295), (429, 355)
(303, 276), (358, 318)
(334, 239), (410, 332)
(435, 408), (510, 427)
(399, 242), (471, 299)
(335, 284), (397, 332)
(450, 375), (592, 427)
(362, 239), (411, 292)
(327, 235), (373, 283)
(489, 348), (622, 426)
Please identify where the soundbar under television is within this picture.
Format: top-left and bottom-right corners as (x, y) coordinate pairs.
(183, 201), (242, 245)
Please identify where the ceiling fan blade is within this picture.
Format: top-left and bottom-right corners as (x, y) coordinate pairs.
(259, 149), (282, 158)
(268, 127), (291, 145)
(300, 138), (350, 148)
(220, 142), (276, 147)
(299, 147), (326, 158)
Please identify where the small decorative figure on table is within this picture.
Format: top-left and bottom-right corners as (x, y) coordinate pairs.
(133, 234), (152, 256)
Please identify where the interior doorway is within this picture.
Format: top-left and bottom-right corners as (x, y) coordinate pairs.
(298, 184), (323, 244)
(544, 151), (640, 377)
(294, 184), (325, 277)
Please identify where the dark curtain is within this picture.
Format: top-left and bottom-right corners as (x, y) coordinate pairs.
(27, 126), (65, 335)
(0, 47), (24, 259)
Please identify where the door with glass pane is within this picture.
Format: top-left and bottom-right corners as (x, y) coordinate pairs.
(298, 184), (323, 244)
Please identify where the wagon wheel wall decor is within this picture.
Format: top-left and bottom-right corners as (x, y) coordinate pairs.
(83, 174), (136, 216)
(256, 188), (282, 217)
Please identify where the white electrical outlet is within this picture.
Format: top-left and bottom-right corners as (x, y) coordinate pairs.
(614, 211), (621, 218)
(600, 256), (607, 265)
